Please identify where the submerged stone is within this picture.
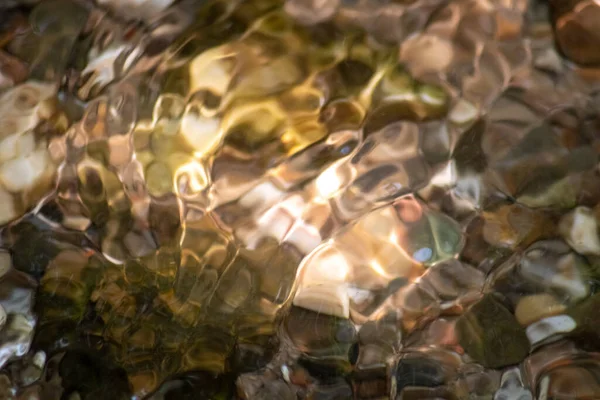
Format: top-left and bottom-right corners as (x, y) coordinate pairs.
(0, 0), (599, 398)
(456, 295), (530, 368)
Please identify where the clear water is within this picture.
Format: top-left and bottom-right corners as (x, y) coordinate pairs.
(1, 0), (600, 399)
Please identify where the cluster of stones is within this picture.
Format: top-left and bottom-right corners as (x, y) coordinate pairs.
(0, 0), (600, 399)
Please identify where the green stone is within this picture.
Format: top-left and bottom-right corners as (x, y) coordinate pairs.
(426, 211), (464, 263)
(402, 208), (463, 267)
(456, 294), (529, 368)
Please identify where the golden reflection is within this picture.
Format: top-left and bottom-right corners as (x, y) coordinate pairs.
(188, 45), (236, 96)
(6, 0), (590, 398)
(315, 162), (345, 199)
(174, 160), (208, 197)
(180, 106), (222, 157)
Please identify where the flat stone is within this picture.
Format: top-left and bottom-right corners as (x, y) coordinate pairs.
(515, 294), (566, 326)
(483, 204), (551, 250)
(494, 367), (532, 400)
(520, 240), (589, 303)
(293, 283), (350, 319)
(395, 356), (446, 392)
(525, 315), (577, 346)
(456, 295), (529, 368)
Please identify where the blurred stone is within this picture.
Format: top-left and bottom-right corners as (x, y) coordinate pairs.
(16, 351), (45, 387)
(351, 345), (389, 398)
(285, 306), (357, 359)
(306, 379), (352, 399)
(408, 317), (460, 349)
(148, 371), (233, 400)
(391, 196), (464, 267)
(520, 240), (590, 304)
(482, 204), (552, 250)
(392, 349), (462, 399)
(353, 320), (394, 397)
(96, 0), (175, 21)
(285, 0), (341, 25)
(456, 295), (529, 368)
(454, 364), (500, 400)
(551, 0), (600, 66)
(421, 259), (485, 302)
(294, 284), (350, 319)
(367, 69), (450, 131)
(252, 380), (295, 400)
(293, 244), (351, 318)
(0, 0), (599, 398)
(0, 79), (64, 225)
(0, 252), (12, 281)
(0, 314), (35, 369)
(537, 363), (600, 399)
(395, 356), (446, 391)
(399, 34), (454, 77)
(231, 338), (279, 374)
(476, 86), (598, 210)
(0, 374), (14, 400)
(392, 283), (439, 331)
(515, 294), (566, 326)
(526, 315), (577, 346)
(0, 51), (27, 90)
(568, 293), (600, 350)
(449, 100), (479, 126)
(9, 221), (65, 281)
(25, 1), (88, 81)
(559, 206), (600, 256)
(494, 368), (532, 400)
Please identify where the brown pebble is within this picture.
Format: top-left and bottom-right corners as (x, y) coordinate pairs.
(515, 293), (566, 326)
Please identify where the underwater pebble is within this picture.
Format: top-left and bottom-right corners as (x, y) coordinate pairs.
(515, 294), (566, 326)
(559, 206), (600, 256)
(526, 315), (577, 346)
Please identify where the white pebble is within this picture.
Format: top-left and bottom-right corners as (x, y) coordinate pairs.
(559, 206), (600, 256)
(526, 315), (576, 346)
(293, 283), (350, 319)
(32, 351), (46, 369)
(0, 150), (47, 193)
(180, 110), (222, 156)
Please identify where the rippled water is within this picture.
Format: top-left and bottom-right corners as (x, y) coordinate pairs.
(0, 0), (600, 398)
